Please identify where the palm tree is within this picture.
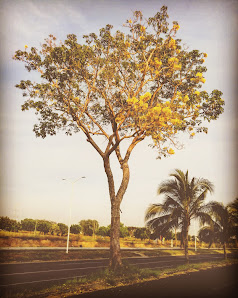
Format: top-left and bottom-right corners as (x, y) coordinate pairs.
(145, 169), (214, 263)
(201, 199), (238, 259)
(198, 223), (220, 248)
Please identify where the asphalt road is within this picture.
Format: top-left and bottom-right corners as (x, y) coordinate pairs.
(0, 253), (236, 288)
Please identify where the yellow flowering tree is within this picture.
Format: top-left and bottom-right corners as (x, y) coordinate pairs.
(13, 6), (224, 269)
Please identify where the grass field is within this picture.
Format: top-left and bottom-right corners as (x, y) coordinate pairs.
(0, 248), (237, 263)
(1, 230), (234, 264)
(0, 230), (225, 249)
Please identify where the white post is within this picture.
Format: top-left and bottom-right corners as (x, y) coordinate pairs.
(64, 177), (85, 254)
(66, 184), (73, 254)
(195, 236), (197, 252)
(171, 238), (173, 248)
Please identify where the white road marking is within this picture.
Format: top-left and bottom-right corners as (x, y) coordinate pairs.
(0, 274), (87, 287)
(0, 256), (223, 276)
(0, 265), (107, 276)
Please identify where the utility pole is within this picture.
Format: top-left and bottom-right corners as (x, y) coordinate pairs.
(63, 177), (86, 254)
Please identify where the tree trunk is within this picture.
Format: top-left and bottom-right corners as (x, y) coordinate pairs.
(175, 227), (177, 247)
(180, 228), (184, 248)
(223, 242), (227, 260)
(184, 223), (189, 263)
(103, 156), (130, 270)
(110, 201), (122, 270)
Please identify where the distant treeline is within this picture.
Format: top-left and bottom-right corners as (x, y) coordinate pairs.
(0, 216), (196, 242)
(0, 217), (156, 240)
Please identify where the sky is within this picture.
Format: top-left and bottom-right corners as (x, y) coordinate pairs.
(0, 0), (237, 235)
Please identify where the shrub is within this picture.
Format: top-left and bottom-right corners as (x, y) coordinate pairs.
(0, 217), (21, 232)
(21, 218), (36, 232)
(70, 224), (81, 234)
(58, 223), (68, 236)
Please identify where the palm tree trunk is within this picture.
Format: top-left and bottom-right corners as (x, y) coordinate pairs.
(180, 228), (184, 248)
(223, 242), (227, 260)
(175, 227), (177, 247)
(184, 223), (189, 263)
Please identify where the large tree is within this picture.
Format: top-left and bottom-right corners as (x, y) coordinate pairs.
(80, 219), (99, 236)
(21, 218), (36, 232)
(0, 217), (21, 232)
(13, 7), (224, 269)
(145, 169), (214, 262)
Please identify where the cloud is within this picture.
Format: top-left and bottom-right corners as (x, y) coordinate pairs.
(0, 0), (88, 59)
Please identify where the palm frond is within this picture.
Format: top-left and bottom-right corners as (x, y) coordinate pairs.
(163, 195), (183, 210)
(157, 179), (177, 195)
(195, 178), (214, 193)
(145, 204), (163, 221)
(195, 211), (213, 226)
(146, 214), (172, 229)
(170, 169), (186, 185)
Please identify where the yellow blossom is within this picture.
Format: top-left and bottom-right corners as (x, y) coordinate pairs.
(171, 118), (182, 125)
(201, 78), (206, 83)
(24, 45), (28, 49)
(115, 116), (121, 123)
(153, 106), (161, 114)
(154, 58), (162, 67)
(184, 95), (189, 102)
(196, 72), (203, 78)
(194, 90), (200, 95)
(142, 103), (148, 110)
(125, 52), (131, 58)
(173, 24), (180, 30)
(128, 19), (132, 24)
(168, 57), (179, 64)
(174, 64), (181, 70)
(162, 107), (172, 116)
(168, 38), (176, 49)
(140, 92), (152, 102)
(127, 97), (138, 105)
(168, 148), (175, 154)
(190, 132), (195, 136)
(204, 53), (208, 57)
(140, 26), (145, 32)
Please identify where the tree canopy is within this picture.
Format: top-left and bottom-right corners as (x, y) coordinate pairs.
(80, 219), (99, 236)
(21, 218), (36, 231)
(13, 7), (224, 158)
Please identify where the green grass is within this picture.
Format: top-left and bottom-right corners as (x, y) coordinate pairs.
(0, 248), (237, 263)
(1, 258), (237, 298)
